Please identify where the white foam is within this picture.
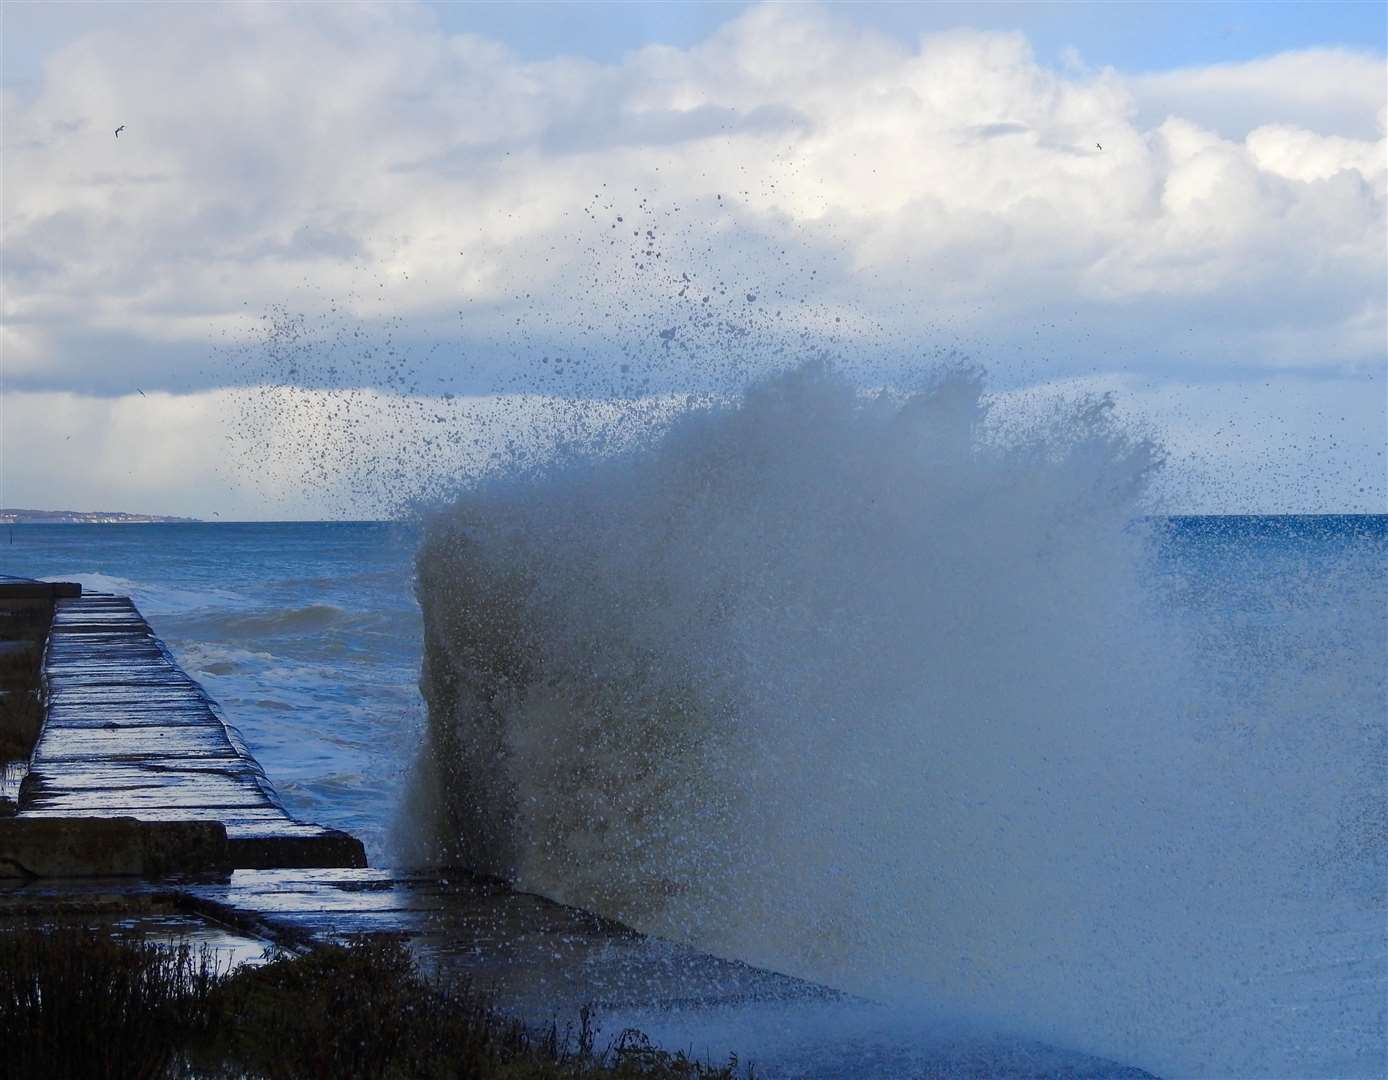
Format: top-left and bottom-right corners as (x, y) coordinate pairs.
(404, 360), (1386, 1077)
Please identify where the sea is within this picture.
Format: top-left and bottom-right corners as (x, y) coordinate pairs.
(4, 371), (1385, 1078)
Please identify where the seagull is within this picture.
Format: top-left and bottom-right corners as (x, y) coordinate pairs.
(136, 388), (146, 397)
(115, 125), (126, 139)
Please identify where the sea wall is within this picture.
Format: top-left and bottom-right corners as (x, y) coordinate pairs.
(0, 576), (1156, 1079)
(0, 579), (79, 811)
(1, 585), (364, 872)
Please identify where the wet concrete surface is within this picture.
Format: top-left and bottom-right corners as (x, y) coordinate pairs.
(0, 875), (269, 969)
(178, 868), (840, 1016)
(14, 593), (364, 868)
(0, 866), (1157, 1078)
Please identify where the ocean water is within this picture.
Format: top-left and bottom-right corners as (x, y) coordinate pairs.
(4, 369), (1385, 1077)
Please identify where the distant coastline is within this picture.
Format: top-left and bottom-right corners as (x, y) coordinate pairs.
(0, 508), (201, 524)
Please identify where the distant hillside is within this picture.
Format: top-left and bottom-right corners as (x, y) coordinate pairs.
(0, 508), (201, 524)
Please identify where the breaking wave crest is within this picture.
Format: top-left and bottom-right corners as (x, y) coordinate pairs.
(401, 360), (1385, 1077)
(182, 603), (349, 637)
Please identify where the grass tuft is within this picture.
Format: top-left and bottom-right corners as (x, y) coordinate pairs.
(0, 928), (752, 1080)
(0, 928), (220, 1079)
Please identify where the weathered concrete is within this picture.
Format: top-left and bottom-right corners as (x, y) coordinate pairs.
(0, 578), (68, 801)
(0, 816), (228, 878)
(176, 868), (839, 1016)
(0, 868), (1156, 1078)
(0, 579), (82, 599)
(9, 591), (365, 873)
(0, 867), (840, 1015)
(0, 876), (270, 968)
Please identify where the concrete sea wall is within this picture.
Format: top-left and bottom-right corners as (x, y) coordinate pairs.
(0, 578), (1154, 1078)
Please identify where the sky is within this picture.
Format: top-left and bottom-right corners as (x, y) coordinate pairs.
(1, 0), (1384, 519)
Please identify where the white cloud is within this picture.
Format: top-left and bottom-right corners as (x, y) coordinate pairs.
(2, 390), (260, 518)
(0, 383), (700, 519)
(1130, 49), (1388, 140)
(4, 369), (1381, 519)
(1246, 123), (1388, 184)
(1, 1), (1384, 513)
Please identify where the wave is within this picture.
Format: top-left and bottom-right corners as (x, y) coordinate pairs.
(167, 603), (419, 644)
(174, 642), (277, 677)
(42, 571), (249, 615)
(400, 359), (1385, 1077)
(181, 603), (349, 637)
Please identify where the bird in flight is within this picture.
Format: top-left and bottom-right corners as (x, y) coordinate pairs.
(115, 125), (126, 138)
(136, 388), (146, 397)
(1096, 142), (1102, 151)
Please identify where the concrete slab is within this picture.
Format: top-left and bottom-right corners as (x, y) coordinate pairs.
(45, 703), (231, 728)
(15, 593), (366, 871)
(45, 646), (168, 665)
(23, 785), (271, 812)
(0, 862), (1155, 1077)
(20, 805), (316, 830)
(0, 817), (228, 878)
(47, 686), (214, 708)
(166, 868), (1156, 1078)
(0, 581), (81, 599)
(67, 756), (257, 777)
(0, 877), (267, 969)
(33, 725), (242, 760)
(175, 868), (832, 1017)
(46, 669), (201, 689)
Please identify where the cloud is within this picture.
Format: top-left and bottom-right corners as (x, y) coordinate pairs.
(969, 121), (1031, 140)
(0, 384), (690, 519)
(1, 2), (1383, 512)
(5, 369), (1381, 520)
(1246, 123), (1388, 183)
(1130, 49), (1388, 140)
(1, 389), (262, 518)
(396, 102), (810, 175)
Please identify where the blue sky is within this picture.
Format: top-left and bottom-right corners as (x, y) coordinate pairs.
(1, 1), (1384, 517)
(6, 2), (1383, 90)
(423, 1), (1386, 70)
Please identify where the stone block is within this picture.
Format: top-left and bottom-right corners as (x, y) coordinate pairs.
(227, 829), (368, 870)
(0, 816), (229, 878)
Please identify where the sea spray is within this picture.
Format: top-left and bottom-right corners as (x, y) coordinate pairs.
(400, 359), (1385, 1077)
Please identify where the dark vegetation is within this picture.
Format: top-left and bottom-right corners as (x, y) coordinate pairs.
(0, 928), (753, 1080)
